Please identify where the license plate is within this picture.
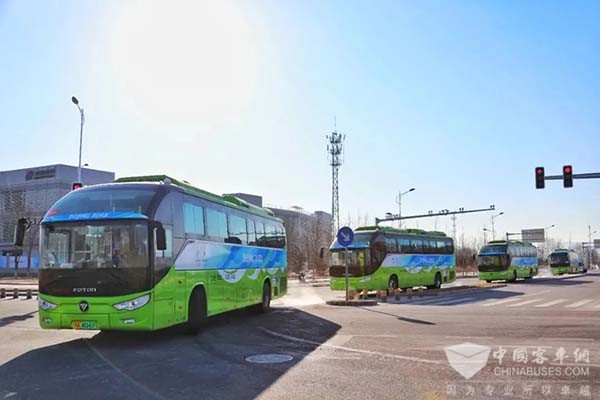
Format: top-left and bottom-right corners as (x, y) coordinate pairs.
(72, 321), (97, 330)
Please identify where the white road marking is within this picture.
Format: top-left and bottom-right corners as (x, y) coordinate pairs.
(507, 299), (545, 307)
(565, 299), (594, 308)
(260, 328), (445, 365)
(535, 299), (568, 308)
(481, 290), (550, 307)
(427, 297), (475, 306)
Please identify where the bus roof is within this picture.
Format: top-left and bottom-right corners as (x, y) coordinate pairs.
(114, 175), (278, 220)
(355, 226), (449, 238)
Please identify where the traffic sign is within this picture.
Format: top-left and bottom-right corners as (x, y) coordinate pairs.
(521, 228), (545, 243)
(337, 226), (354, 247)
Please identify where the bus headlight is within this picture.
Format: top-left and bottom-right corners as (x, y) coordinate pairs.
(39, 298), (57, 311)
(113, 294), (150, 311)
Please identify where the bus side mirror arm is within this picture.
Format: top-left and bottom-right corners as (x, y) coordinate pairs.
(152, 221), (167, 251)
(14, 218), (30, 247)
(319, 247), (325, 259)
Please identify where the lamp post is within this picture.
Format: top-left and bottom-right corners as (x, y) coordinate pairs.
(483, 227), (490, 244)
(72, 96), (85, 183)
(395, 188), (415, 229)
(589, 226), (597, 270)
(490, 212), (504, 240)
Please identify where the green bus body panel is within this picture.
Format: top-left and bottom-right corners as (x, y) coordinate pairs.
(478, 264), (539, 281)
(329, 264), (456, 291)
(39, 266), (287, 331)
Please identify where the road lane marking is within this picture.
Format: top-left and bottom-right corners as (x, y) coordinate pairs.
(260, 327), (445, 365)
(535, 299), (567, 308)
(481, 290), (550, 307)
(565, 299), (594, 308)
(426, 297), (475, 306)
(507, 299), (545, 307)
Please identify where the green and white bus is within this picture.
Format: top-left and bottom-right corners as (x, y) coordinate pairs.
(549, 249), (585, 275)
(29, 175), (287, 332)
(329, 226), (456, 291)
(477, 240), (539, 282)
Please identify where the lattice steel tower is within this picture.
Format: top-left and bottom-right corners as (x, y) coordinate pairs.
(326, 129), (345, 235)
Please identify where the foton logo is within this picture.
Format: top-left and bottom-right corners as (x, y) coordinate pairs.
(73, 288), (97, 294)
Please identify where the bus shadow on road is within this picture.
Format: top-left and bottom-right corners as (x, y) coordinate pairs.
(0, 307), (340, 400)
(522, 277), (594, 286)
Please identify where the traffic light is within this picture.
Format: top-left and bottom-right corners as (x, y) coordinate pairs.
(563, 165), (573, 188)
(72, 182), (83, 190)
(535, 167), (545, 189)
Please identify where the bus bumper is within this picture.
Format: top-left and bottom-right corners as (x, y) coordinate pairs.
(38, 294), (154, 331)
(478, 270), (512, 281)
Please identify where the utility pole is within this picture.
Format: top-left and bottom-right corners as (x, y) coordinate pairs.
(490, 212), (504, 241)
(326, 127), (345, 236)
(396, 188), (415, 229)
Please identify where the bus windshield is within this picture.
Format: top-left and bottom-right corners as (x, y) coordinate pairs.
(550, 253), (569, 266)
(479, 245), (507, 255)
(39, 221), (151, 296)
(46, 187), (158, 217)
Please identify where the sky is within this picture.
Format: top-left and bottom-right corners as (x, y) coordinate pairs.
(1, 0), (599, 244)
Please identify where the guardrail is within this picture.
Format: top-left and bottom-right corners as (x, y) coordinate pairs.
(0, 288), (38, 299)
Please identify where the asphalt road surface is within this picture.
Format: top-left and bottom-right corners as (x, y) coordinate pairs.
(1, 273), (599, 400)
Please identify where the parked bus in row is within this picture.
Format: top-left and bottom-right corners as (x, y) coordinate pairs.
(329, 226), (456, 292)
(19, 175), (287, 333)
(477, 240), (539, 282)
(549, 249), (586, 275)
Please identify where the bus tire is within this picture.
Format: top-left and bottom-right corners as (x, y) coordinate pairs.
(427, 272), (442, 289)
(509, 270), (517, 282)
(186, 287), (206, 335)
(256, 281), (271, 314)
(387, 275), (398, 295)
(485, 280), (492, 283)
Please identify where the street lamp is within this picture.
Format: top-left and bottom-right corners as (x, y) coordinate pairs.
(72, 96), (85, 183)
(483, 227), (491, 243)
(396, 188), (415, 229)
(490, 212), (504, 240)
(588, 226), (598, 269)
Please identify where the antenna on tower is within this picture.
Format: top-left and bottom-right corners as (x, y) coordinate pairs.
(326, 124), (345, 236)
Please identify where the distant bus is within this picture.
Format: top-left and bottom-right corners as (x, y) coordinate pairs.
(477, 240), (539, 282)
(30, 175), (287, 333)
(549, 249), (585, 275)
(329, 226), (456, 292)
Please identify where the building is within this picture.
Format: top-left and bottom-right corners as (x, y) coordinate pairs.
(0, 164), (114, 272)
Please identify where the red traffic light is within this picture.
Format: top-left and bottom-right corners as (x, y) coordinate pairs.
(72, 182), (83, 190)
(535, 167), (545, 189)
(562, 165), (573, 188)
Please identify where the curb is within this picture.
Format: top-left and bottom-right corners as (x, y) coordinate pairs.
(326, 299), (378, 307)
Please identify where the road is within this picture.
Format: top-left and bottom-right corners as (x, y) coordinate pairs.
(1, 273), (599, 399)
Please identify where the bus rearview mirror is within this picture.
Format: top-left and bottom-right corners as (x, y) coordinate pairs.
(154, 221), (167, 251)
(14, 218), (29, 247)
(319, 247), (325, 259)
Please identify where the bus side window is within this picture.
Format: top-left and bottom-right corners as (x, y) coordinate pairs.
(399, 239), (411, 253)
(276, 224), (286, 249)
(183, 202), (205, 236)
(206, 208), (228, 241)
(410, 239), (423, 254)
(385, 237), (398, 253)
(256, 222), (266, 247)
(227, 214), (247, 245)
(247, 219), (256, 245)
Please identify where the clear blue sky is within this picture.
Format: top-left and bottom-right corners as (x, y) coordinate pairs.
(1, 0), (599, 243)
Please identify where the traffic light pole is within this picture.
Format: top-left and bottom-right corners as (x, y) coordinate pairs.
(376, 206), (497, 225)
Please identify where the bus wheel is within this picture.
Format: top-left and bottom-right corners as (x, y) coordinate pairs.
(525, 269), (533, 280)
(485, 280), (492, 283)
(509, 270), (517, 282)
(186, 287), (206, 334)
(388, 275), (398, 295)
(256, 281), (271, 314)
(428, 272), (442, 289)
